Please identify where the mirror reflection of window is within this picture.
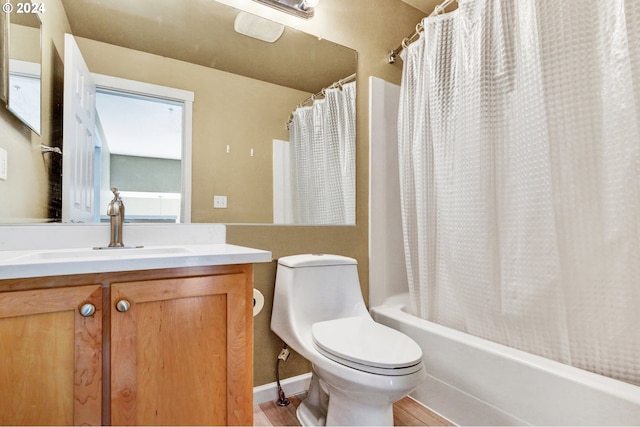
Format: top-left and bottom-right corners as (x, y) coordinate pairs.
(8, 61), (40, 132)
(96, 90), (183, 223)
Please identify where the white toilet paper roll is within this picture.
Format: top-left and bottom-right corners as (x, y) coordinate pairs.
(253, 289), (265, 317)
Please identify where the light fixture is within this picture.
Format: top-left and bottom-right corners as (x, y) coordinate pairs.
(251, 0), (320, 19)
(234, 11), (285, 43)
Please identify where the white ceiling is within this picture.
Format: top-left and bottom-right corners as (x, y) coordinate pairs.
(96, 91), (183, 160)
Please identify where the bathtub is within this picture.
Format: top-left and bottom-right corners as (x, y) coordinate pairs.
(370, 293), (640, 426)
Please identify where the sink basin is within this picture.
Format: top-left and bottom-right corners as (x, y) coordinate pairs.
(9, 246), (193, 262)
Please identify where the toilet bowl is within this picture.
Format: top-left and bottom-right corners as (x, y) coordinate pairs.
(271, 254), (426, 426)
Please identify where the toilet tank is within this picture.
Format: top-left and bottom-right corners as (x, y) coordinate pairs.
(271, 254), (369, 346)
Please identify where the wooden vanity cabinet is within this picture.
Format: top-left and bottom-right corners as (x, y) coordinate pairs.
(0, 284), (103, 426)
(109, 266), (253, 425)
(0, 264), (254, 426)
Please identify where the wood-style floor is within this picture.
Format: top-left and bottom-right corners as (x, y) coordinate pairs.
(254, 395), (454, 426)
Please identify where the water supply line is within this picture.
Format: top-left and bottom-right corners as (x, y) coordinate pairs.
(275, 344), (291, 406)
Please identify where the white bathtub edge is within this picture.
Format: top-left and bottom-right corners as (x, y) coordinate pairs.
(371, 293), (640, 426)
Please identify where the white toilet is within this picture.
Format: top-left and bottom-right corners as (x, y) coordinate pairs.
(271, 254), (426, 426)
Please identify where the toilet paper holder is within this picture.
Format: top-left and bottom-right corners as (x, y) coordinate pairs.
(253, 289), (265, 317)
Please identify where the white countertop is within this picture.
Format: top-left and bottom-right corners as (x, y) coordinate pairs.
(0, 243), (272, 280)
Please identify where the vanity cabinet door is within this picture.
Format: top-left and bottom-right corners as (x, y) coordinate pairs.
(0, 285), (102, 426)
(110, 269), (253, 426)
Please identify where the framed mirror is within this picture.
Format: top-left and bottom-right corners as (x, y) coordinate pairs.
(6, 0), (42, 134)
(0, 0), (357, 225)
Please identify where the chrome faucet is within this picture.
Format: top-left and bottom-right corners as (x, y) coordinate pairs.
(107, 187), (125, 247)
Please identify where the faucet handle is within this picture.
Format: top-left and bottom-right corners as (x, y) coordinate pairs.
(107, 187), (124, 216)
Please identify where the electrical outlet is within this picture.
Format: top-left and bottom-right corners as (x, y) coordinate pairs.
(278, 348), (290, 361)
(213, 195), (227, 209)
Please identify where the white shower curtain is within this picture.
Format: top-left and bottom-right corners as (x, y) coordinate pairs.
(289, 81), (356, 225)
(398, 0), (640, 385)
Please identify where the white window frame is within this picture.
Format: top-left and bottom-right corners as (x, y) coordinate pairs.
(91, 74), (195, 223)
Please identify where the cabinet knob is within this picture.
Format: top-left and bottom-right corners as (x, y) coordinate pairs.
(115, 299), (131, 313)
(79, 303), (96, 317)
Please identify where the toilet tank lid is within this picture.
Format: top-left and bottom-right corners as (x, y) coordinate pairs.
(278, 254), (357, 268)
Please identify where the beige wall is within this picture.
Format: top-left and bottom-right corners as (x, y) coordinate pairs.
(0, 107), (45, 221)
(10, 24), (40, 63)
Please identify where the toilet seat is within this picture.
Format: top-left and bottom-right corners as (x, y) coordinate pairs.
(311, 317), (423, 376)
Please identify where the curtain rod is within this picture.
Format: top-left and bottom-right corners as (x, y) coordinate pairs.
(388, 0), (457, 64)
(286, 73), (356, 127)
(296, 73), (356, 109)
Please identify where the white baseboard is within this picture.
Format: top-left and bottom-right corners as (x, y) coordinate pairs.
(253, 372), (312, 406)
